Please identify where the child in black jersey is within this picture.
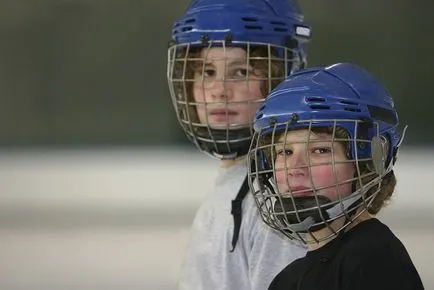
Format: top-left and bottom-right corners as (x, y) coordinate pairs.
(247, 63), (424, 290)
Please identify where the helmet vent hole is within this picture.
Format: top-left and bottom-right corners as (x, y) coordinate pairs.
(242, 17), (258, 22)
(245, 25), (263, 30)
(368, 105), (398, 124)
(310, 105), (330, 110)
(344, 107), (361, 112)
(306, 97), (326, 102)
(274, 28), (288, 32)
(270, 21), (286, 26)
(182, 26), (193, 32)
(184, 18), (196, 24)
(340, 100), (358, 106)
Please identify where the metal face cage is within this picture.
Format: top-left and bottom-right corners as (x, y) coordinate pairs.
(167, 40), (301, 159)
(248, 118), (388, 244)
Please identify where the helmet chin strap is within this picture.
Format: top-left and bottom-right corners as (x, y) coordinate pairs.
(273, 174), (385, 234)
(194, 127), (252, 159)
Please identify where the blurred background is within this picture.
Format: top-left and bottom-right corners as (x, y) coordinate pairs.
(0, 0), (433, 289)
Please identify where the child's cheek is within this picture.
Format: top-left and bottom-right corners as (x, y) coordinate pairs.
(311, 167), (334, 188)
(275, 171), (285, 185)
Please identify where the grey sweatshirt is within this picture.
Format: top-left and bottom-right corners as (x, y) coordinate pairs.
(177, 161), (307, 290)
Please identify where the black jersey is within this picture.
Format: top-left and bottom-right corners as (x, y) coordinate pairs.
(269, 218), (424, 290)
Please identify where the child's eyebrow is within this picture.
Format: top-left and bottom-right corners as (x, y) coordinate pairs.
(308, 136), (333, 142)
(226, 59), (249, 66)
(203, 59), (248, 66)
(277, 133), (331, 142)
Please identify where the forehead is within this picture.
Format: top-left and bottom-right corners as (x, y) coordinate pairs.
(277, 129), (331, 143)
(199, 46), (247, 61)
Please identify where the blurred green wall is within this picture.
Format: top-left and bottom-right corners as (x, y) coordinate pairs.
(0, 0), (432, 147)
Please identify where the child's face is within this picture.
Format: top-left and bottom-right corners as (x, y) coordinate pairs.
(192, 47), (264, 129)
(274, 129), (355, 202)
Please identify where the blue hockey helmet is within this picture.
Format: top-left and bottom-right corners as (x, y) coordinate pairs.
(167, 0), (311, 159)
(248, 63), (405, 244)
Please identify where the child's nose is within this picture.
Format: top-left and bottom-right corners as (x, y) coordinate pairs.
(208, 80), (233, 101)
(287, 152), (309, 176)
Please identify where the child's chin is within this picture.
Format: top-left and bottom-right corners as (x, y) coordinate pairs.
(207, 123), (231, 130)
(208, 122), (248, 130)
(279, 190), (315, 198)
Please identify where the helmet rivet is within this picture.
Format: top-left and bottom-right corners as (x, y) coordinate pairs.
(224, 33), (233, 45)
(168, 39), (177, 48)
(200, 34), (210, 44)
(269, 117), (278, 126)
(290, 113), (299, 123)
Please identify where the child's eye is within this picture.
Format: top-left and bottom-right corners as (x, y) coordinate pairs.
(235, 68), (248, 77)
(202, 69), (215, 77)
(276, 149), (293, 156)
(312, 147), (332, 154)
